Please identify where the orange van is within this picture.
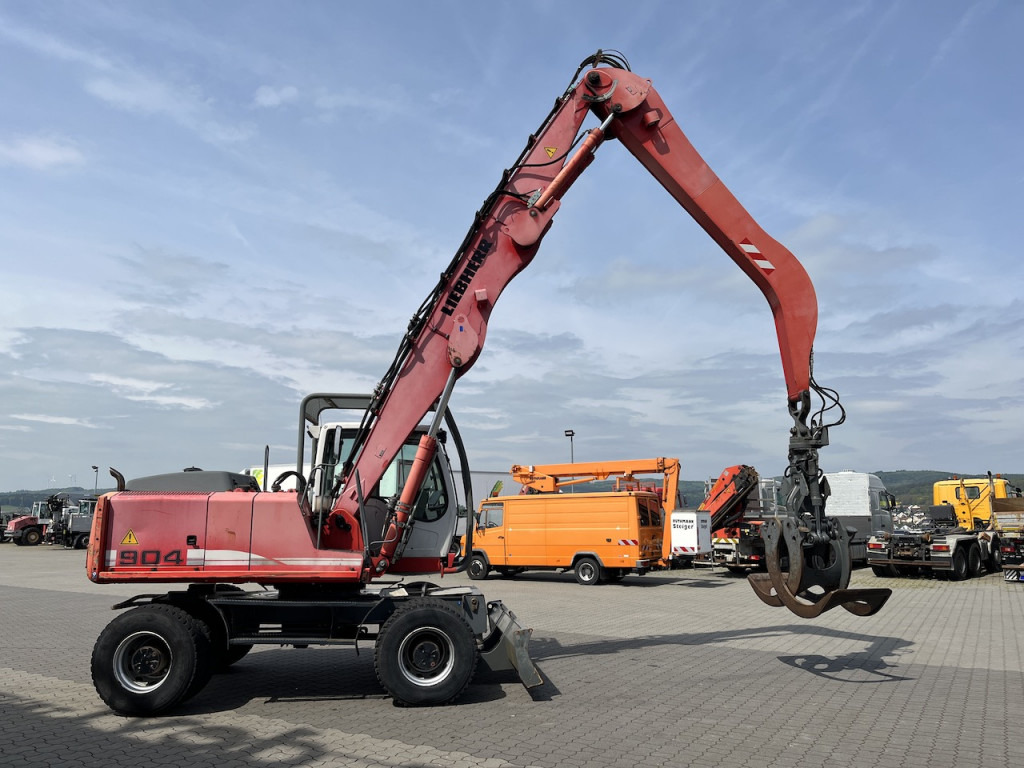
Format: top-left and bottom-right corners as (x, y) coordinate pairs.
(465, 491), (664, 584)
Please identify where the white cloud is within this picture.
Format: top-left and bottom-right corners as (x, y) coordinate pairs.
(89, 374), (214, 410)
(0, 135), (84, 170)
(253, 85), (299, 108)
(11, 414), (99, 428)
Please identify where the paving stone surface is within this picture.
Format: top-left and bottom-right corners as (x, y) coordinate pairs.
(1, 545), (1022, 767)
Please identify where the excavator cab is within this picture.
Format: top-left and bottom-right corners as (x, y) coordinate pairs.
(296, 393), (469, 567)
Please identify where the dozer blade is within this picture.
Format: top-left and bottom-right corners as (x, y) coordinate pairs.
(748, 516), (892, 619)
(478, 600), (543, 688)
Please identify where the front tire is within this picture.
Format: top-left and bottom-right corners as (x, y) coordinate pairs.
(22, 527), (42, 546)
(73, 533), (89, 550)
(573, 556), (602, 585)
(467, 554), (490, 580)
(91, 604), (213, 716)
(375, 598), (477, 706)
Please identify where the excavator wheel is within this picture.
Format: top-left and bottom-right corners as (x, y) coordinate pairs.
(374, 598), (478, 707)
(91, 604), (214, 716)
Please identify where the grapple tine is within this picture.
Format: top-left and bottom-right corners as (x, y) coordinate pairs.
(749, 516), (892, 619)
(747, 572), (892, 618)
(746, 572), (783, 607)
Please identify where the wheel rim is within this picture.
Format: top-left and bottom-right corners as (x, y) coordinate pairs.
(112, 631), (173, 694)
(470, 559), (484, 577)
(396, 627), (456, 687)
(578, 562), (597, 583)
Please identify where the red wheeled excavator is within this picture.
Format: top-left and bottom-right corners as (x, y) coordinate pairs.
(86, 50), (890, 717)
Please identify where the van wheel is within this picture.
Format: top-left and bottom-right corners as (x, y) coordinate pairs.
(573, 557), (602, 586)
(467, 554), (489, 580)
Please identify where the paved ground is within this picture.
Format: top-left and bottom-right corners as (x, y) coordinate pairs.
(2, 545), (1023, 768)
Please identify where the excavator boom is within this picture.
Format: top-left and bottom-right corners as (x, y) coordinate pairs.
(328, 51), (888, 618)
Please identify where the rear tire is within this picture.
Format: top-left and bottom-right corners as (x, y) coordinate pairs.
(91, 604), (213, 716)
(573, 556), (602, 585)
(375, 598), (477, 706)
(967, 543), (984, 578)
(74, 533), (89, 550)
(949, 548), (969, 581)
(187, 586), (254, 671)
(987, 539), (1002, 573)
(870, 564), (898, 577)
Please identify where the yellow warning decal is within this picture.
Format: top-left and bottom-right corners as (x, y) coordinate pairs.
(544, 146), (557, 158)
(120, 530), (139, 546)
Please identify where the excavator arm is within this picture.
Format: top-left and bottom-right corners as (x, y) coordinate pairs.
(327, 51), (889, 617)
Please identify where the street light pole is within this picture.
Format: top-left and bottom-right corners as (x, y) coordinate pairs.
(564, 429), (575, 463)
(92, 465), (99, 493)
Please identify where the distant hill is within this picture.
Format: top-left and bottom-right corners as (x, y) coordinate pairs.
(872, 470), (1024, 508)
(3, 472), (1022, 514)
(0, 487), (113, 515)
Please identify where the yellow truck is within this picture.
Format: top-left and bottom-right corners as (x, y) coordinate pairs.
(868, 474), (1022, 580)
(466, 490), (665, 584)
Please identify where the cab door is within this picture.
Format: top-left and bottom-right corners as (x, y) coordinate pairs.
(474, 500), (508, 566)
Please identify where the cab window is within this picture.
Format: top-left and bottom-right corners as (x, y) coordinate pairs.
(638, 497), (662, 527)
(379, 441), (449, 523)
(956, 486), (981, 500)
(478, 502), (504, 528)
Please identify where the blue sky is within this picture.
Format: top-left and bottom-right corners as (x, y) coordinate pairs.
(1, 1), (1021, 492)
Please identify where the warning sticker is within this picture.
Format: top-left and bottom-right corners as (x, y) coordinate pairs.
(120, 530), (139, 546)
(544, 146), (557, 158)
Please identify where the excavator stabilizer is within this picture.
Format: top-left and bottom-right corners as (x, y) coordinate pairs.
(478, 600), (544, 689)
(747, 516), (892, 618)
